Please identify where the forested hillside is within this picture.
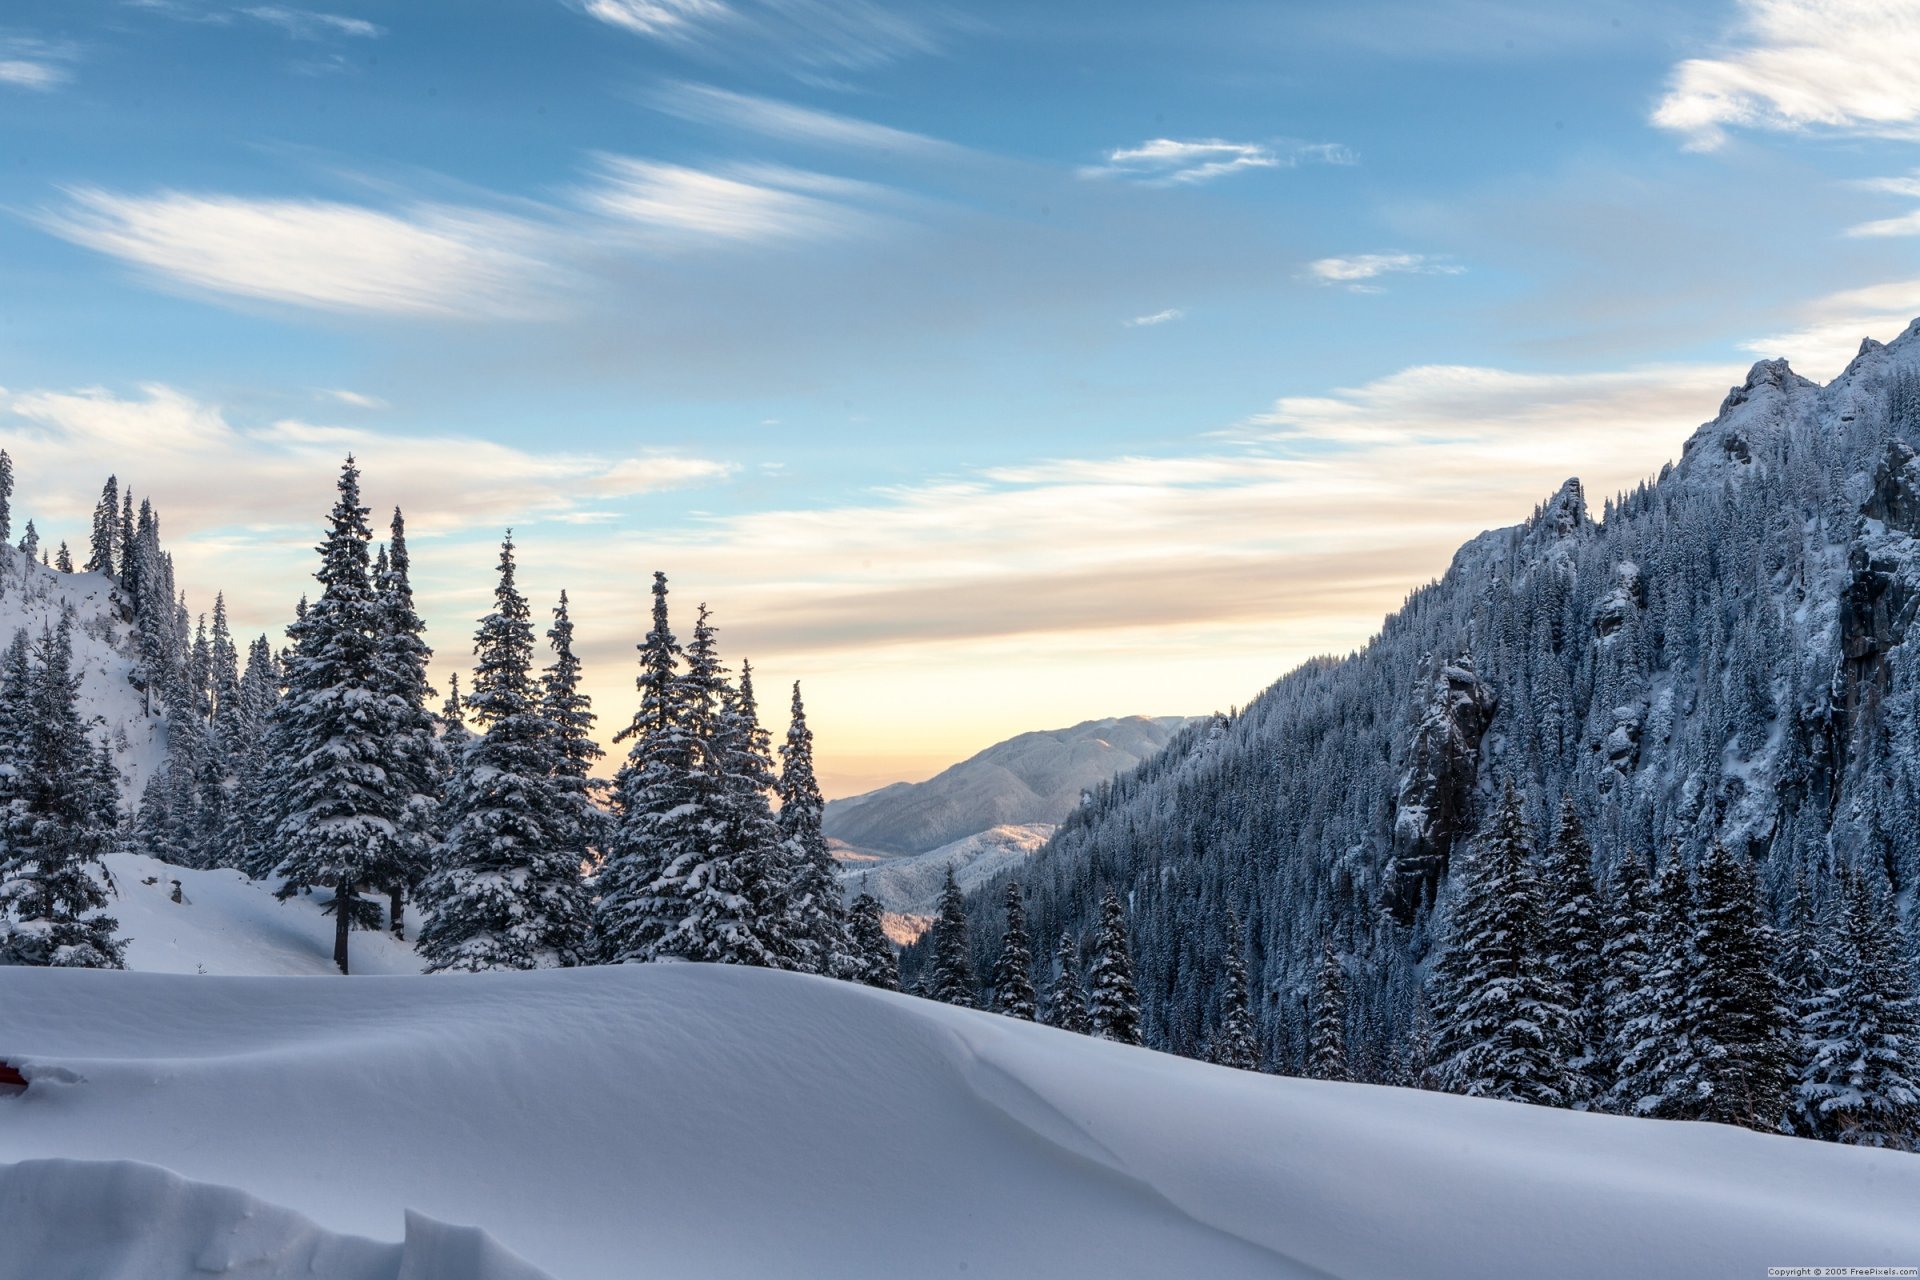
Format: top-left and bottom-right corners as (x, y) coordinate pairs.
(928, 324), (1920, 1145)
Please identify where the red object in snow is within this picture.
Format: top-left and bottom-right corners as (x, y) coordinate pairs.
(0, 1062), (26, 1088)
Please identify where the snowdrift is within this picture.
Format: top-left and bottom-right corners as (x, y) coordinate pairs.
(2, 964), (1917, 1279)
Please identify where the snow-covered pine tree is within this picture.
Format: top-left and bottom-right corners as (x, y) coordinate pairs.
(1087, 888), (1142, 1045)
(596, 572), (690, 963)
(1308, 936), (1349, 1081)
(87, 476), (117, 576)
(1047, 929), (1090, 1034)
(418, 534), (591, 972)
(777, 681), (847, 977)
(846, 892), (899, 989)
(1597, 851), (1654, 1110)
(928, 867), (975, 1006)
(371, 510), (441, 937)
(1795, 867), (1920, 1149)
(1429, 783), (1578, 1105)
(540, 591), (606, 880)
(54, 542), (71, 573)
(270, 457), (405, 975)
(1209, 910), (1259, 1070)
(0, 619), (125, 968)
(1615, 852), (1696, 1117)
(706, 653), (790, 965)
(1541, 798), (1605, 1103)
(19, 519), (38, 563)
(1672, 842), (1792, 1131)
(992, 881), (1037, 1020)
(0, 449), (11, 543)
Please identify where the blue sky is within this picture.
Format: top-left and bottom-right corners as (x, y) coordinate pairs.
(4, 0), (1920, 792)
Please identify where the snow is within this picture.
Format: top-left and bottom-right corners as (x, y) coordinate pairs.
(0, 549), (167, 802)
(105, 852), (425, 976)
(835, 821), (1055, 919)
(3, 963), (1918, 1279)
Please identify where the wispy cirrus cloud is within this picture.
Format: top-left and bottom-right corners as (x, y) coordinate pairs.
(0, 35), (79, 91)
(646, 82), (956, 156)
(1125, 308), (1185, 327)
(1305, 252), (1464, 293)
(571, 0), (949, 72)
(580, 155), (879, 243)
(1653, 0), (1920, 149)
(241, 6), (383, 39)
(36, 187), (555, 319)
(1082, 138), (1355, 185)
(323, 388), (387, 410)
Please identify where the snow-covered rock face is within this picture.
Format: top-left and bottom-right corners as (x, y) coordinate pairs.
(823, 715), (1190, 856)
(0, 549), (167, 805)
(3, 965), (1917, 1280)
(1389, 658), (1497, 918)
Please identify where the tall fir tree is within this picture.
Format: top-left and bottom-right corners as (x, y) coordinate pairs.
(1671, 843), (1792, 1131)
(777, 681), (847, 977)
(928, 867), (975, 1006)
(0, 619), (125, 968)
(1794, 867), (1920, 1149)
(1429, 784), (1578, 1105)
(1616, 852), (1697, 1117)
(1308, 936), (1349, 1081)
(372, 510), (442, 937)
(418, 535), (591, 971)
(1597, 852), (1655, 1111)
(992, 881), (1037, 1020)
(540, 591), (606, 879)
(1209, 910), (1260, 1070)
(1540, 798), (1605, 1103)
(0, 448), (12, 544)
(846, 892), (900, 990)
(269, 457), (405, 974)
(87, 476), (118, 576)
(1087, 888), (1143, 1045)
(1047, 929), (1090, 1034)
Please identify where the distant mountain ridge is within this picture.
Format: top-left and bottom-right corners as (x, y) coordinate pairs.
(824, 715), (1191, 856)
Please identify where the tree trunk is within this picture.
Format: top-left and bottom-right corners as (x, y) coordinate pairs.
(389, 883), (405, 941)
(334, 879), (351, 976)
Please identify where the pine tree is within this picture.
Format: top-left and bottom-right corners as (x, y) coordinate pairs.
(845, 892), (899, 990)
(269, 457), (404, 974)
(1540, 798), (1605, 1103)
(0, 450), (11, 545)
(992, 881), (1037, 1020)
(87, 476), (118, 576)
(418, 534), (591, 971)
(1087, 888), (1142, 1045)
(928, 867), (975, 1006)
(777, 681), (847, 977)
(597, 572), (690, 963)
(1308, 936), (1349, 1081)
(54, 542), (72, 573)
(1044, 929), (1088, 1033)
(1209, 910), (1259, 1070)
(1615, 852), (1696, 1117)
(0, 619), (125, 968)
(371, 510), (441, 937)
(1795, 868), (1920, 1149)
(18, 519), (38, 562)
(1598, 852), (1655, 1110)
(540, 591), (606, 881)
(1429, 784), (1577, 1105)
(1673, 843), (1792, 1131)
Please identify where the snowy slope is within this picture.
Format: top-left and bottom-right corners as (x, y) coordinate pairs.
(0, 548), (167, 802)
(3, 965), (1918, 1280)
(836, 822), (1054, 919)
(824, 715), (1189, 855)
(105, 852), (425, 977)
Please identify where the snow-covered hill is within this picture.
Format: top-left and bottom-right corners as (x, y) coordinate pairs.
(837, 822), (1053, 932)
(3, 963), (1917, 1280)
(0, 547), (166, 802)
(824, 715), (1189, 856)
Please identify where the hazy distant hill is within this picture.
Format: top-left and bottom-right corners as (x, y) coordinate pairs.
(823, 715), (1191, 857)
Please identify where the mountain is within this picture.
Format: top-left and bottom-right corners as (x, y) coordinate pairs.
(824, 715), (1190, 855)
(949, 321), (1920, 1072)
(0, 546), (169, 803)
(837, 822), (1053, 939)
(4, 964), (1916, 1278)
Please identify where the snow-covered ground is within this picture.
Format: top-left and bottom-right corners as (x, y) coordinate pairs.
(3, 961), (1918, 1280)
(105, 852), (424, 976)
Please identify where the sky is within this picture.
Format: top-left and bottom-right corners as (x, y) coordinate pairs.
(4, 0), (1920, 795)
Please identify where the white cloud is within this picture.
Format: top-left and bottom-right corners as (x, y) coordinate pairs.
(0, 35), (78, 90)
(1083, 138), (1355, 185)
(1740, 277), (1920, 379)
(647, 82), (954, 156)
(1653, 0), (1920, 149)
(0, 59), (65, 90)
(38, 188), (554, 318)
(579, 0), (726, 37)
(242, 6), (383, 38)
(1125, 308), (1185, 327)
(1306, 252), (1464, 291)
(581, 156), (872, 243)
(571, 0), (945, 71)
(323, 389), (387, 409)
